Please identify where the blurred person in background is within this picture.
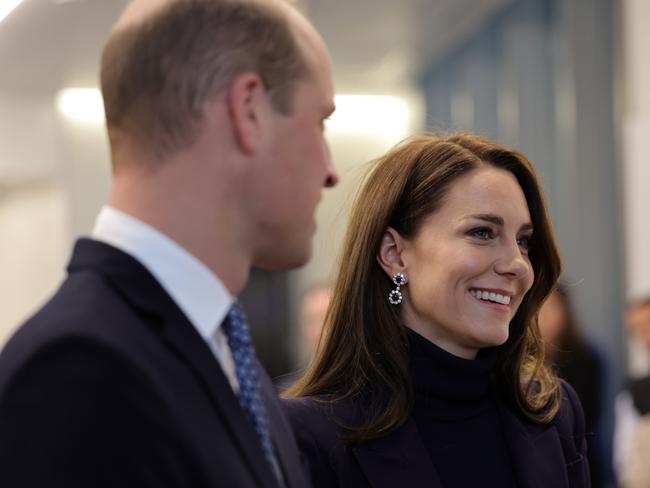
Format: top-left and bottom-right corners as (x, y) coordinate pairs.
(0, 0), (338, 487)
(275, 285), (332, 391)
(538, 283), (608, 488)
(300, 285), (332, 357)
(282, 134), (590, 488)
(614, 298), (650, 488)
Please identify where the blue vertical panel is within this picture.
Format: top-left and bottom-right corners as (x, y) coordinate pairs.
(468, 25), (500, 140)
(450, 53), (476, 132)
(422, 65), (453, 133)
(547, 0), (576, 224)
(568, 0), (623, 352)
(422, 26), (500, 138)
(510, 0), (556, 188)
(496, 11), (522, 147)
(565, 1), (622, 482)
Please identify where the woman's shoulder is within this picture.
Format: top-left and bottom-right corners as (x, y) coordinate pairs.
(552, 380), (589, 466)
(280, 396), (361, 487)
(281, 395), (330, 418)
(556, 379), (587, 433)
(280, 395), (356, 443)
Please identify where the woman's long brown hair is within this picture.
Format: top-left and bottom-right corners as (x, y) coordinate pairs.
(284, 134), (562, 443)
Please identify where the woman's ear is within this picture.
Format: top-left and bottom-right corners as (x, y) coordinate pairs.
(377, 227), (407, 278)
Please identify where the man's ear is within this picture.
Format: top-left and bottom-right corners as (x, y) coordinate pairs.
(377, 227), (408, 278)
(226, 72), (271, 154)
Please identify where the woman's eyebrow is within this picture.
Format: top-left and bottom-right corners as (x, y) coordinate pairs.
(465, 214), (504, 226)
(464, 214), (534, 232)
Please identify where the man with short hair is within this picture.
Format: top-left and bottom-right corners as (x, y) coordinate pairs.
(0, 1), (337, 486)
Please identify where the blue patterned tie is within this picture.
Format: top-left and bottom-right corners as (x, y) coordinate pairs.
(222, 302), (284, 485)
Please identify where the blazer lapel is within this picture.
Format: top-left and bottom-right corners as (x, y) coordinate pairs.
(496, 401), (569, 488)
(70, 239), (278, 488)
(352, 418), (443, 488)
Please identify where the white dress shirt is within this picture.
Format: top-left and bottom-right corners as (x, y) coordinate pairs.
(92, 206), (239, 392)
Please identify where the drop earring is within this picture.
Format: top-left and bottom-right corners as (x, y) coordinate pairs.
(388, 272), (408, 305)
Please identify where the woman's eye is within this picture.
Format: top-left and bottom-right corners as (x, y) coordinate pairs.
(517, 235), (532, 251)
(470, 227), (493, 240)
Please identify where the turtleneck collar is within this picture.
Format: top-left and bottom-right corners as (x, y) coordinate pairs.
(408, 328), (499, 419)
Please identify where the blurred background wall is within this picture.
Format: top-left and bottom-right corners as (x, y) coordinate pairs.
(1, 1), (649, 484)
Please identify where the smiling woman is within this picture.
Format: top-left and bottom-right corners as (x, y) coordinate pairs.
(386, 166), (535, 360)
(282, 134), (590, 488)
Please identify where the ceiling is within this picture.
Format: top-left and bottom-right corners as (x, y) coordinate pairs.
(0, 0), (509, 96)
(0, 0), (129, 93)
(308, 0), (509, 92)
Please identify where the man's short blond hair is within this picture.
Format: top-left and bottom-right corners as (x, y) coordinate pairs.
(101, 0), (309, 159)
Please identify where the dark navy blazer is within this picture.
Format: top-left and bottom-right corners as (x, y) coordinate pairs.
(0, 239), (310, 488)
(282, 382), (590, 488)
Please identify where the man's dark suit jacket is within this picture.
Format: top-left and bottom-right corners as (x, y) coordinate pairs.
(0, 239), (310, 488)
(282, 382), (590, 488)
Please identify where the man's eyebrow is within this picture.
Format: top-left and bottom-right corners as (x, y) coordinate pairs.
(464, 214), (534, 232)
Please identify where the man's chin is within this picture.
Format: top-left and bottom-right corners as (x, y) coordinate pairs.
(253, 245), (313, 272)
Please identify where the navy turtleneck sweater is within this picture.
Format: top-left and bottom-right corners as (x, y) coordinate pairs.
(408, 329), (517, 488)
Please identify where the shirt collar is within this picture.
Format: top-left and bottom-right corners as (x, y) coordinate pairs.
(92, 206), (232, 341)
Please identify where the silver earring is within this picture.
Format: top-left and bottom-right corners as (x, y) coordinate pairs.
(388, 272), (408, 305)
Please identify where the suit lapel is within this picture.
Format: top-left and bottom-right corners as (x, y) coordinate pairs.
(69, 239), (278, 488)
(496, 400), (569, 488)
(157, 313), (278, 488)
(257, 364), (310, 488)
(352, 418), (443, 488)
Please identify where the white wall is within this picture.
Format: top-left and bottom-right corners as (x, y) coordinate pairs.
(0, 93), (110, 346)
(0, 95), (59, 183)
(621, 0), (650, 376)
(0, 183), (68, 344)
(622, 0), (650, 302)
(0, 95), (67, 342)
